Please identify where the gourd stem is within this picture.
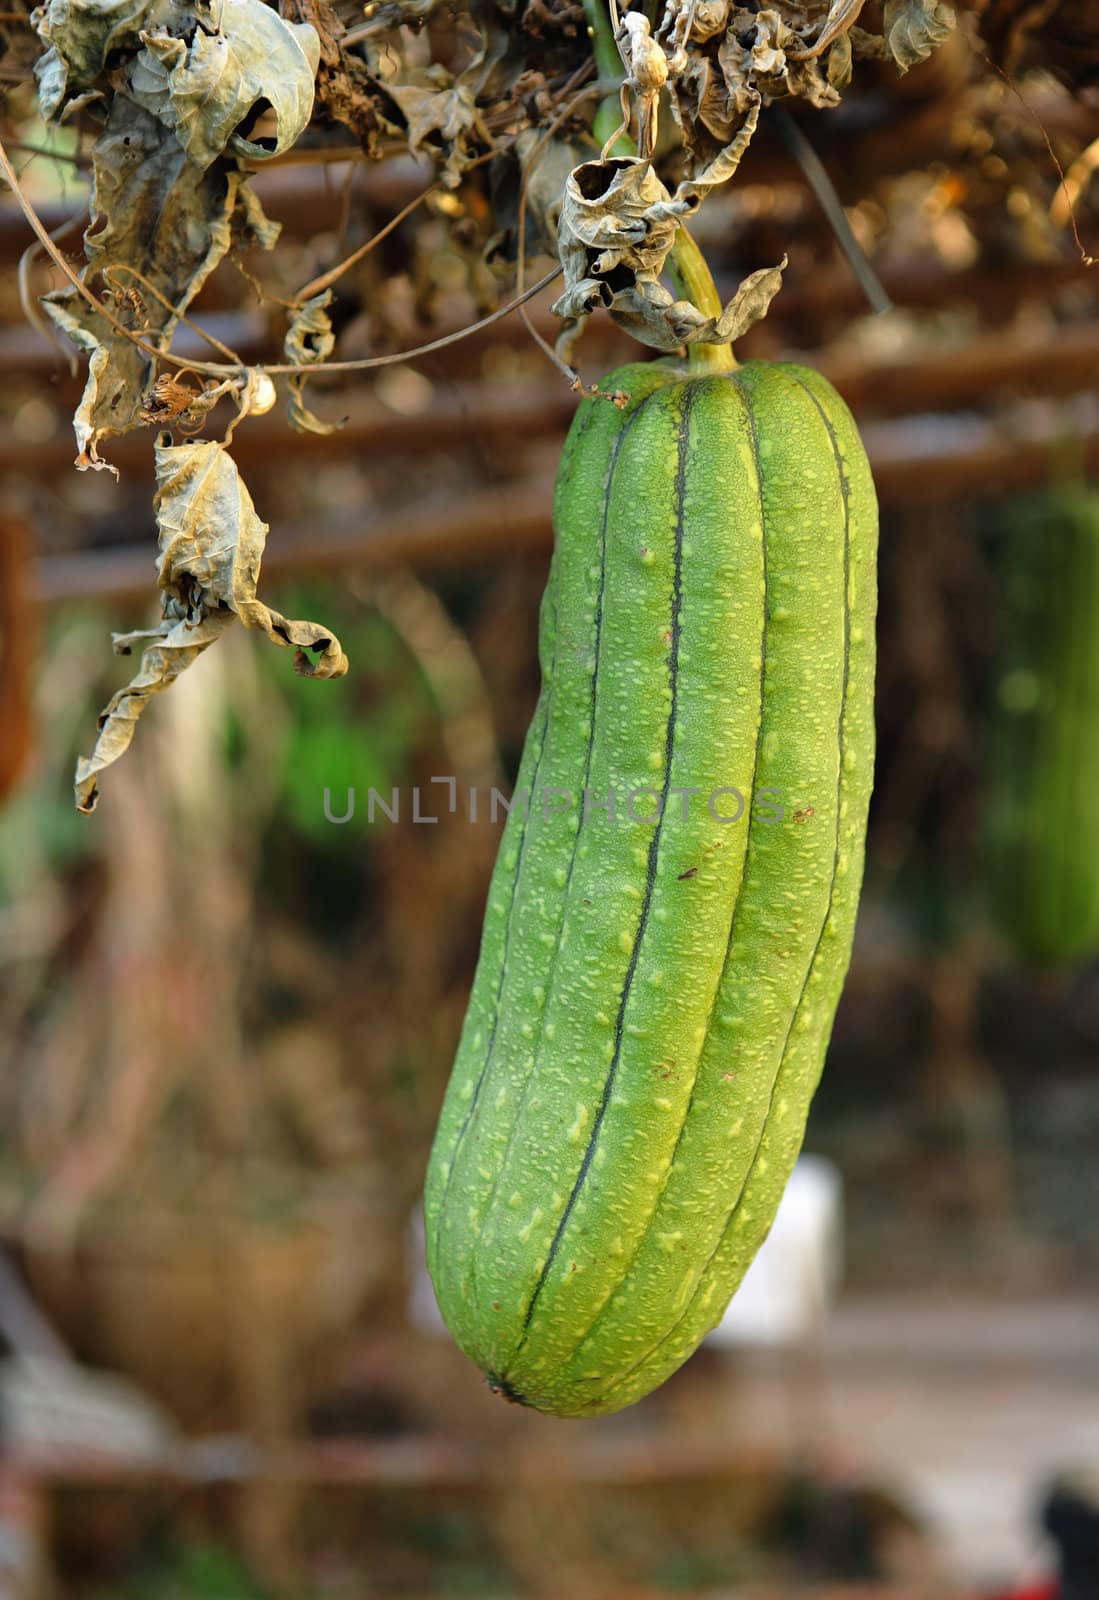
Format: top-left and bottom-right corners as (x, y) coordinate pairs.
(581, 0), (735, 373)
(665, 229), (737, 373)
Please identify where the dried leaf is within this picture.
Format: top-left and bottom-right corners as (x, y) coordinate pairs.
(784, 0), (868, 61)
(688, 0), (731, 44)
(42, 97), (280, 470)
(127, 0), (320, 170)
(283, 291), (343, 435)
(349, 0), (443, 33)
(882, 0), (956, 72)
(671, 51), (736, 152)
(827, 31), (854, 88)
(32, 0), (157, 120)
(598, 257), (784, 353)
(554, 158), (681, 301)
(284, 292), (336, 368)
(151, 437), (348, 677)
(616, 11), (669, 157)
(283, 0), (383, 153)
(551, 152), (781, 360)
(366, 15), (504, 187)
(704, 259), (786, 340)
(674, 89), (760, 204)
(671, 3), (841, 165)
(38, 306), (137, 476)
(663, 18), (762, 172)
(383, 74), (489, 182)
(75, 437), (347, 812)
(493, 129), (582, 260)
(74, 612), (235, 813)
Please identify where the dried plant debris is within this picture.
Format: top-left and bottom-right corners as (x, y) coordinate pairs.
(34, 0), (301, 473)
(35, 0), (320, 159)
(127, 3), (318, 168)
(283, 0), (385, 151)
(42, 97), (280, 472)
(652, 0), (956, 170)
(17, 0), (964, 809)
(33, 0), (150, 122)
(881, 0), (956, 74)
(552, 138), (783, 359)
(551, 0), (956, 353)
(364, 12), (507, 187)
(75, 435), (348, 814)
(283, 292), (343, 435)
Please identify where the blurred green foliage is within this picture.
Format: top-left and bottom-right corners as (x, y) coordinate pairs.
(100, 1543), (277, 1600)
(257, 584), (435, 848)
(984, 483), (1099, 966)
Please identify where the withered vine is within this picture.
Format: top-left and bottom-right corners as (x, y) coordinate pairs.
(0, 0), (959, 809)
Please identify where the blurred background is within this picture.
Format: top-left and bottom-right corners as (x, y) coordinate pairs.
(2, 7), (1099, 1598)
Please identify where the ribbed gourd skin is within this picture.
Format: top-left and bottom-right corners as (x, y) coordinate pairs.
(987, 487), (1099, 967)
(423, 358), (878, 1417)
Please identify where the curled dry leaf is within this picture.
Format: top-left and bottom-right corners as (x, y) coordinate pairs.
(42, 97), (280, 472)
(665, 0), (889, 172)
(32, 0), (155, 121)
(785, 0), (868, 60)
(283, 291), (343, 435)
(365, 13), (506, 187)
(551, 133), (778, 360)
(555, 158), (681, 301)
(721, 8), (841, 118)
(615, 11), (670, 158)
(74, 611), (235, 814)
(127, 0), (320, 170)
(74, 437), (348, 814)
(36, 0), (320, 163)
(882, 0), (957, 73)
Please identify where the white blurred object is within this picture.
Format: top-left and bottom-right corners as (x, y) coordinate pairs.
(704, 1154), (844, 1348)
(0, 1357), (177, 1467)
(0, 1248), (177, 1471)
(407, 1209), (447, 1337)
(408, 1156), (843, 1346)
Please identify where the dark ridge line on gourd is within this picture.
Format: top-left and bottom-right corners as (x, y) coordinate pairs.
(505, 383), (693, 1364)
(583, 366), (854, 1413)
(465, 387), (666, 1322)
(432, 392), (603, 1256)
(546, 371), (771, 1378)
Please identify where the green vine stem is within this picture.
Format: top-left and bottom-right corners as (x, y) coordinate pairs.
(663, 229), (736, 372)
(582, 0), (735, 373)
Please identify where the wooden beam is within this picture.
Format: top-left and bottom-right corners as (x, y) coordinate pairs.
(4, 319), (1098, 479)
(30, 402), (1099, 605)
